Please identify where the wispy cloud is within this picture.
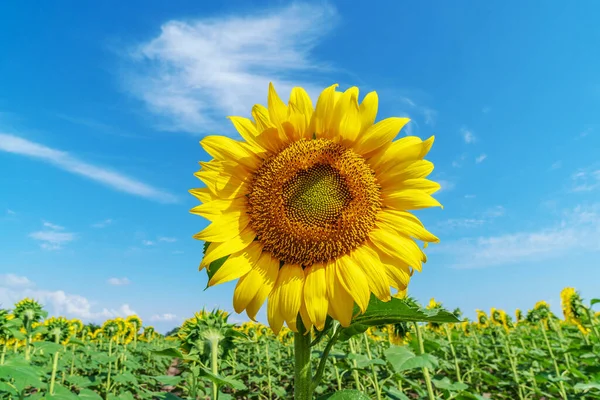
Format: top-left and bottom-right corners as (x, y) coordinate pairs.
(452, 154), (466, 168)
(464, 194), (476, 199)
(482, 106), (491, 114)
(437, 180), (455, 193)
(475, 154), (487, 164)
(54, 114), (143, 139)
(158, 236), (177, 243)
(0, 276), (136, 321)
(437, 206), (504, 231)
(0, 274), (34, 288)
(150, 313), (178, 322)
(6, 209), (16, 216)
(550, 161), (562, 171)
(0, 134), (177, 203)
(434, 204), (600, 268)
(142, 240), (155, 246)
(126, 3), (336, 134)
(397, 98), (437, 127)
(29, 222), (75, 250)
(107, 277), (130, 286)
(570, 167), (600, 192)
(43, 221), (64, 230)
(172, 250), (184, 255)
(461, 127), (476, 144)
(92, 219), (113, 228)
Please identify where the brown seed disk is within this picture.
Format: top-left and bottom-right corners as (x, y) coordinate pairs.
(247, 138), (381, 266)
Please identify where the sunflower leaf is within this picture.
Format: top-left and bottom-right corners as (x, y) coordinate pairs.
(316, 389), (371, 399)
(338, 295), (459, 341)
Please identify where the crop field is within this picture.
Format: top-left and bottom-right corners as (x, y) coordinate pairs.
(1, 289), (599, 400)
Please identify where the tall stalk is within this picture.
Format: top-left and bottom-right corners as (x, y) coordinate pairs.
(293, 326), (313, 400)
(49, 333), (61, 395)
(539, 321), (568, 399)
(347, 337), (362, 391)
(363, 332), (382, 400)
(414, 322), (436, 400)
(443, 325), (462, 383)
(210, 337), (220, 400)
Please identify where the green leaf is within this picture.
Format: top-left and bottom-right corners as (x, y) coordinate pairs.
(317, 390), (372, 399)
(384, 345), (438, 372)
(432, 378), (469, 391)
(153, 375), (183, 386)
(46, 384), (78, 400)
(203, 254), (229, 290)
(384, 388), (410, 400)
(198, 367), (247, 390)
(34, 341), (63, 354)
(575, 382), (600, 392)
(590, 299), (600, 307)
(0, 382), (18, 396)
(112, 371), (139, 385)
(118, 392), (135, 400)
(78, 389), (104, 400)
(152, 347), (184, 359)
(339, 296), (459, 340)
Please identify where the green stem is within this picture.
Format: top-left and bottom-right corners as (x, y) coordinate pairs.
(294, 320), (313, 400)
(540, 321), (567, 400)
(585, 307), (600, 341)
(0, 342), (6, 365)
(69, 345), (76, 376)
(312, 328), (340, 391)
(363, 332), (382, 400)
(25, 334), (32, 361)
(348, 338), (362, 391)
(443, 325), (462, 383)
(265, 343), (272, 400)
(210, 338), (219, 400)
(105, 339), (113, 399)
(49, 334), (61, 395)
(501, 331), (524, 400)
(414, 322), (436, 400)
(332, 357), (342, 391)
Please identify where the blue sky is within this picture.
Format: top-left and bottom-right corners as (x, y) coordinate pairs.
(1, 1), (599, 332)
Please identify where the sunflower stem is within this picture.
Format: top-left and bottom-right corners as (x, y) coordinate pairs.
(294, 319), (313, 400)
(312, 327), (340, 392)
(49, 333), (61, 395)
(1, 342), (6, 365)
(414, 322), (436, 400)
(443, 324), (462, 383)
(210, 337), (220, 400)
(539, 320), (568, 400)
(363, 332), (382, 400)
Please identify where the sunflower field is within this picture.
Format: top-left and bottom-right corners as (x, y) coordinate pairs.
(1, 287), (599, 400)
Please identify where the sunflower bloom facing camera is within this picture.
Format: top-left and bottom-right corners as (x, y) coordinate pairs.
(191, 83), (441, 334)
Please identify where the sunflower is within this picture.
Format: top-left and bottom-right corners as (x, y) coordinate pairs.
(43, 317), (73, 345)
(191, 83), (440, 333)
(475, 309), (488, 328)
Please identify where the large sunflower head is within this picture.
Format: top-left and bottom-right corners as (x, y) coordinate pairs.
(560, 287), (585, 323)
(44, 317), (73, 345)
(191, 83), (441, 333)
(125, 315), (143, 332)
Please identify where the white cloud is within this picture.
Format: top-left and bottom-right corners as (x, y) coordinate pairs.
(107, 277), (130, 286)
(397, 98), (437, 127)
(150, 313), (178, 322)
(0, 277), (136, 321)
(6, 209), (16, 215)
(92, 218), (113, 228)
(43, 221), (64, 230)
(464, 194), (476, 199)
(126, 3), (336, 134)
(452, 154), (466, 168)
(461, 127), (476, 144)
(0, 274), (34, 288)
(29, 226), (75, 251)
(0, 134), (177, 203)
(158, 236), (177, 243)
(570, 167), (600, 192)
(475, 154), (487, 163)
(482, 205), (505, 218)
(172, 250), (184, 255)
(437, 206), (504, 231)
(142, 240), (155, 246)
(550, 161), (562, 171)
(434, 204), (600, 268)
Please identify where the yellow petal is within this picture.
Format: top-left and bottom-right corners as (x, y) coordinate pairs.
(233, 251), (279, 316)
(304, 263), (328, 331)
(354, 117), (410, 156)
(326, 261), (354, 327)
(335, 89), (362, 146)
(371, 136), (434, 172)
(252, 104), (275, 131)
(200, 225), (256, 267)
(299, 300), (313, 333)
(275, 264), (304, 327)
(289, 87), (314, 120)
(350, 246), (391, 302)
(336, 255), (370, 313)
(193, 212), (250, 242)
(311, 84), (339, 139)
(379, 160), (435, 185)
(190, 196), (246, 222)
(359, 91), (378, 133)
(208, 242), (263, 287)
(267, 294), (284, 334)
(194, 169), (248, 199)
(268, 82), (288, 128)
(200, 136), (262, 171)
(189, 188), (212, 203)
(378, 210), (439, 243)
(228, 116), (270, 153)
(384, 189), (442, 211)
(370, 228), (424, 272)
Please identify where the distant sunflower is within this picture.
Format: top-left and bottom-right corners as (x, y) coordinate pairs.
(192, 83), (441, 333)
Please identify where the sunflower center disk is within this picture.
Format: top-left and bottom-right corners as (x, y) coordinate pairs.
(283, 164), (351, 227)
(248, 138), (382, 266)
